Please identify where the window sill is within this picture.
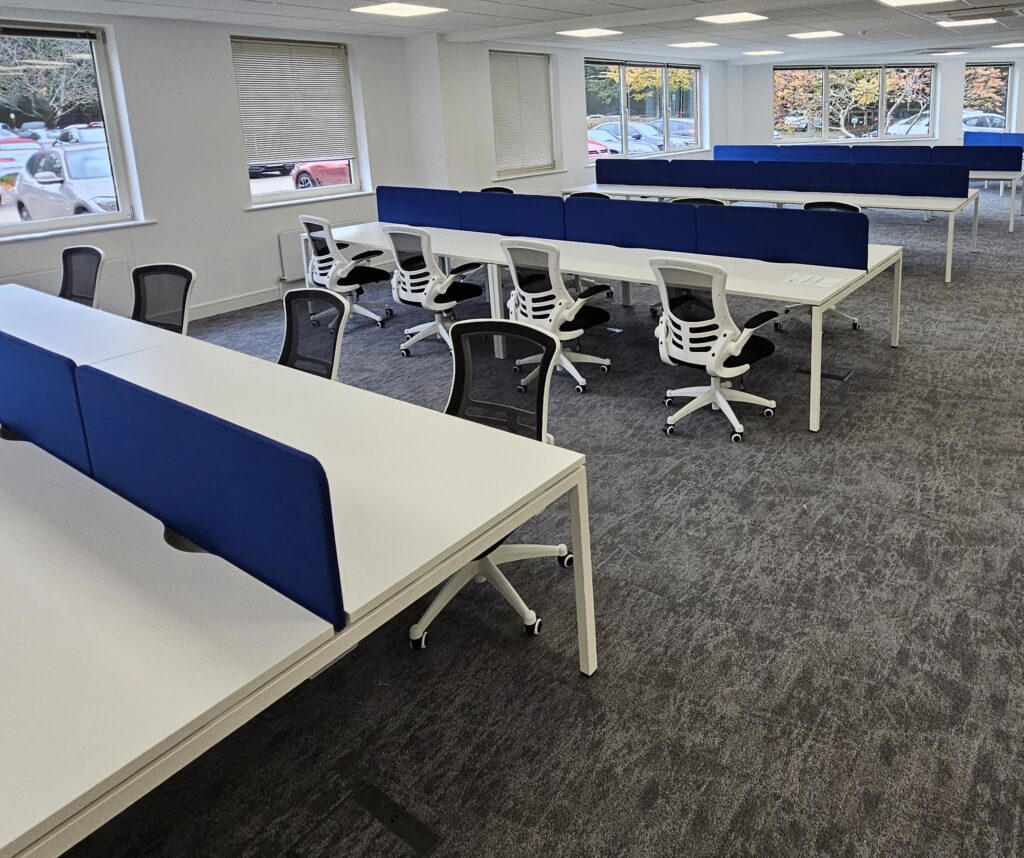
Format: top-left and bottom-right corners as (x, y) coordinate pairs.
(492, 167), (568, 182)
(0, 217), (155, 246)
(246, 189), (374, 211)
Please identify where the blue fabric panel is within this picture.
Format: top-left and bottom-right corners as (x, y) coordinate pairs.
(934, 145), (1023, 171)
(850, 146), (933, 164)
(714, 145), (777, 161)
(77, 367), (345, 629)
(564, 197), (696, 252)
(669, 159), (756, 189)
(695, 207), (868, 269)
(0, 332), (91, 474)
(852, 163), (969, 197)
(963, 131), (993, 147)
(593, 158), (671, 186)
(376, 185), (462, 229)
(459, 192), (565, 239)
(777, 146), (852, 163)
(755, 161), (854, 193)
(997, 133), (1024, 149)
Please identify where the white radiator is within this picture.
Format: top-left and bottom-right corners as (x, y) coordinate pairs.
(278, 229), (306, 284)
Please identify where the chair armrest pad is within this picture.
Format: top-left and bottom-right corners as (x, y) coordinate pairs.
(743, 310), (779, 330)
(352, 249), (383, 261)
(578, 283), (609, 300)
(450, 262), (481, 277)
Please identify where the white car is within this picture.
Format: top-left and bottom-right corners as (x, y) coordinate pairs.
(886, 110), (1006, 136)
(14, 143), (118, 222)
(0, 132), (41, 182)
(587, 128), (659, 156)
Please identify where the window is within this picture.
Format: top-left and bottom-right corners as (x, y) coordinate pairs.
(489, 51), (555, 177)
(774, 65), (934, 141)
(585, 60), (700, 158)
(0, 25), (129, 235)
(964, 64), (1013, 132)
(231, 38), (359, 200)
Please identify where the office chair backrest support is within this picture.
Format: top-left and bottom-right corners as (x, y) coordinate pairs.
(299, 215), (349, 287)
(670, 197), (726, 207)
(278, 288), (350, 381)
(501, 240), (574, 329)
(802, 200), (862, 213)
(59, 246), (105, 307)
(384, 226), (448, 308)
(131, 263), (195, 335)
(568, 191), (610, 200)
(446, 319), (560, 444)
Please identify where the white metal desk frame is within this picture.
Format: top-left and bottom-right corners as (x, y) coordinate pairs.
(976, 169), (1024, 228)
(561, 182), (977, 284)
(325, 224), (904, 433)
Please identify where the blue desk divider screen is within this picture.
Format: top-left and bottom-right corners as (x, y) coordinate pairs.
(695, 207), (869, 269)
(376, 185), (462, 229)
(594, 158), (671, 186)
(669, 160), (756, 189)
(77, 368), (346, 629)
(0, 332), (92, 475)
(459, 191), (565, 240)
(964, 131), (1024, 149)
(564, 197), (697, 253)
(850, 146), (932, 164)
(714, 145), (777, 162)
(777, 146), (851, 163)
(755, 161), (853, 193)
(852, 163), (968, 197)
(933, 145), (1023, 171)
(997, 133), (1024, 149)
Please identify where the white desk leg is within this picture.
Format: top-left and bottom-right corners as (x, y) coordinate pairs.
(487, 263), (506, 359)
(1000, 180), (1005, 197)
(1011, 181), (1017, 233)
(809, 306), (823, 433)
(972, 196), (980, 251)
(944, 212), (955, 284)
(569, 472), (597, 676)
(891, 255), (902, 349)
(1020, 176), (1023, 216)
(620, 281), (632, 307)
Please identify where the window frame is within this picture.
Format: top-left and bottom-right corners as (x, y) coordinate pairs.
(0, 23), (137, 242)
(231, 36), (362, 206)
(773, 63), (937, 143)
(585, 58), (703, 159)
(489, 50), (557, 179)
(964, 62), (1015, 132)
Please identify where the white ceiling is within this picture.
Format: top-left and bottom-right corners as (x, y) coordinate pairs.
(7, 0), (1024, 62)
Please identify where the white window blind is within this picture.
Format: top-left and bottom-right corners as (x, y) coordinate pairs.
(490, 51), (555, 176)
(231, 38), (358, 166)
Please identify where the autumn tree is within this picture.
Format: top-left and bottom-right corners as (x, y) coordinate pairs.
(964, 65), (1009, 115)
(0, 36), (101, 127)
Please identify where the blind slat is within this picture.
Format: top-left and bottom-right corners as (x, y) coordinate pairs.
(231, 38), (358, 166)
(490, 51), (555, 177)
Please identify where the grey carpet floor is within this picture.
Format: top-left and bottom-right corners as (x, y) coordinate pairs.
(68, 191), (1024, 858)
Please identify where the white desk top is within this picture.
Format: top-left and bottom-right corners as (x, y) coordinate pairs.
(333, 221), (901, 308)
(0, 442), (333, 858)
(971, 170), (1024, 180)
(84, 337), (585, 622)
(0, 283), (69, 324)
(562, 182), (979, 213)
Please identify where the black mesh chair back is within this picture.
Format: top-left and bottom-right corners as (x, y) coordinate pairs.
(131, 263), (195, 335)
(651, 259), (738, 366)
(503, 242), (574, 327)
(480, 186), (514, 194)
(278, 288), (350, 380)
(384, 227), (444, 307)
(568, 191), (610, 200)
(58, 245), (104, 307)
(670, 197), (726, 206)
(803, 200), (862, 213)
(299, 216), (338, 287)
(446, 319), (560, 443)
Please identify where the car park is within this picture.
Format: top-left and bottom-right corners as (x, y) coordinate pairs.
(55, 123), (107, 145)
(592, 121), (690, 151)
(14, 143), (117, 221)
(649, 118), (696, 141)
(291, 159), (351, 189)
(249, 163), (295, 179)
(586, 128), (659, 156)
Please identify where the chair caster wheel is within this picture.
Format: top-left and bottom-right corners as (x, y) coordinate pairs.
(408, 631), (428, 650)
(557, 553), (574, 569)
(403, 332), (413, 341)
(731, 432), (743, 443)
(650, 307), (659, 317)
(511, 365), (521, 375)
(773, 321), (782, 331)
(524, 618), (543, 636)
(400, 348), (411, 358)
(763, 408), (774, 418)
(516, 384), (527, 394)
(851, 321), (860, 330)
(376, 320), (386, 329)
(574, 384), (586, 394)
(599, 365), (609, 373)
(663, 424), (676, 435)
(311, 319), (321, 328)
(384, 307), (395, 317)
(663, 397), (674, 407)
(605, 291), (614, 299)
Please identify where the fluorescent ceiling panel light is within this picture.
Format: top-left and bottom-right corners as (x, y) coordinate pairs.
(669, 40), (719, 47)
(557, 27), (622, 36)
(788, 30), (842, 38)
(931, 50), (969, 54)
(937, 17), (997, 26)
(695, 12), (767, 23)
(877, 0), (957, 6)
(743, 49), (783, 55)
(350, 2), (447, 15)
(993, 42), (1024, 47)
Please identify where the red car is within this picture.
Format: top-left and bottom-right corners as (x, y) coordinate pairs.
(293, 160), (352, 190)
(587, 138), (611, 156)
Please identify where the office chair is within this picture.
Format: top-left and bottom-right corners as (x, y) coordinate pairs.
(651, 258), (777, 442)
(772, 202), (863, 332)
(567, 191), (610, 200)
(481, 186), (514, 194)
(131, 264), (195, 335)
(502, 239), (611, 393)
(669, 196), (726, 207)
(299, 216), (393, 330)
(384, 226), (484, 355)
(58, 246), (104, 307)
(277, 288), (350, 381)
(408, 318), (571, 650)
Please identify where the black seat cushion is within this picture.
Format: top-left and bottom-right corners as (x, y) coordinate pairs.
(340, 265), (390, 286)
(559, 304), (611, 333)
(437, 281), (483, 303)
(673, 334), (775, 370)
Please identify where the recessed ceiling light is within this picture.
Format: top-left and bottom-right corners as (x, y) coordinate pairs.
(993, 42), (1024, 47)
(668, 40), (719, 47)
(351, 2), (446, 15)
(877, 0), (957, 6)
(556, 27), (623, 37)
(695, 12), (768, 23)
(788, 30), (843, 38)
(931, 50), (969, 54)
(743, 49), (783, 55)
(937, 17), (998, 26)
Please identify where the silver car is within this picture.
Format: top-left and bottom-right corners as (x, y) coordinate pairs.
(14, 144), (118, 222)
